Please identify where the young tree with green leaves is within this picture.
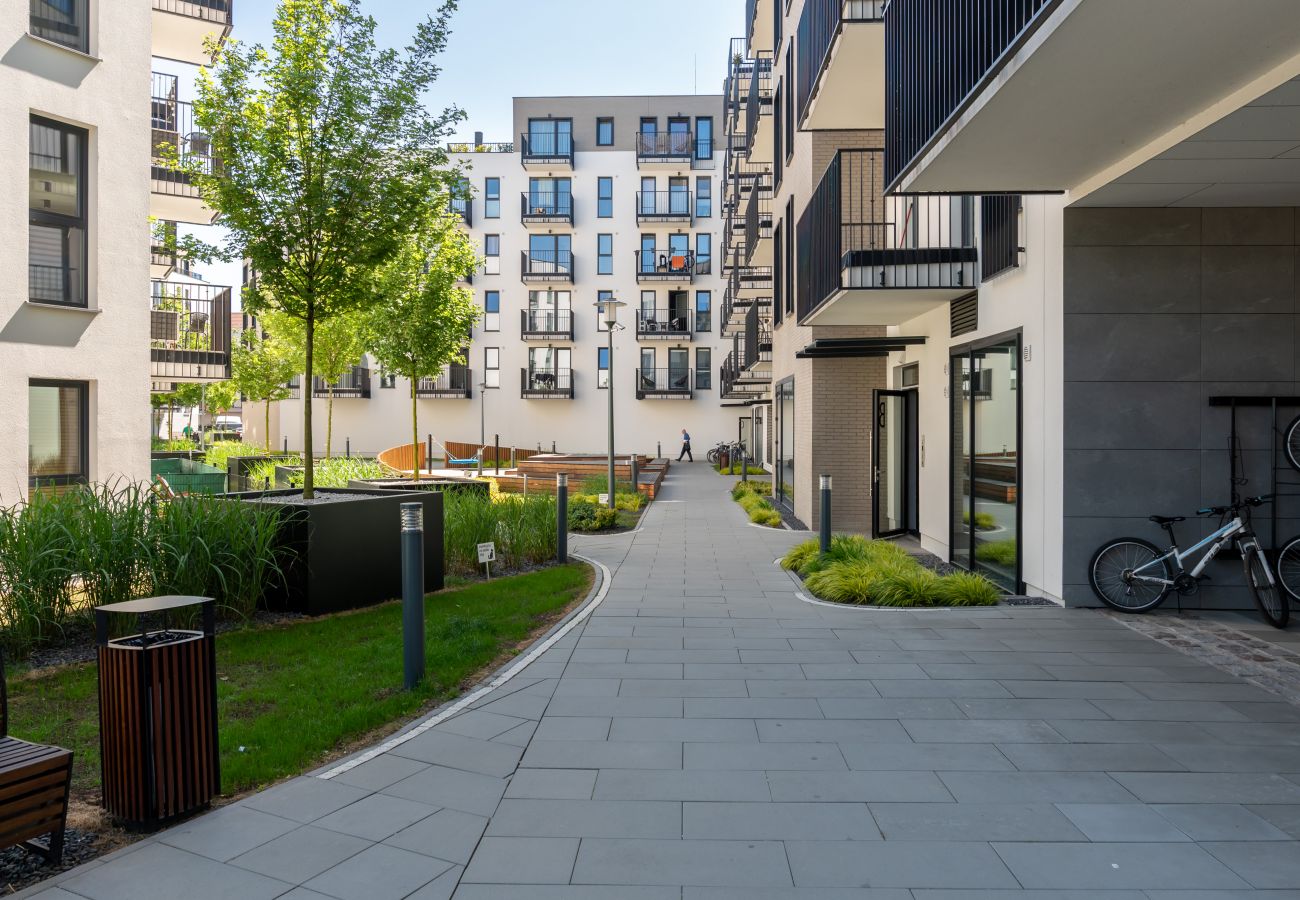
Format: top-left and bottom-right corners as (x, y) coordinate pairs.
(191, 0), (464, 497)
(231, 313), (299, 453)
(366, 207), (479, 480)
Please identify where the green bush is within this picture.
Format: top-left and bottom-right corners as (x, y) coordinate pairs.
(152, 438), (196, 452)
(782, 536), (1001, 607)
(442, 491), (558, 577)
(975, 539), (1017, 567)
(963, 510), (998, 531)
(246, 456), (388, 490)
(568, 501), (619, 533)
(731, 482), (782, 527)
(203, 441), (267, 472)
(804, 558), (908, 604)
(870, 566), (942, 607)
(731, 480), (772, 500)
(715, 462), (766, 476)
(934, 571), (1003, 606)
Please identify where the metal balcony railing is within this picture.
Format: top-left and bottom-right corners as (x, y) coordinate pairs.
(636, 368), (693, 399)
(520, 250), (574, 282)
(521, 368), (574, 398)
(446, 141), (515, 153)
(152, 0), (232, 26)
(635, 191), (694, 223)
(286, 366), (371, 399)
(416, 366), (472, 398)
(636, 131), (694, 161)
(521, 309), (574, 340)
(151, 73), (221, 197)
(744, 51), (774, 155)
(451, 196), (471, 226)
(743, 190), (772, 265)
(520, 132), (575, 167)
(636, 308), (692, 338)
(796, 0), (885, 127)
(150, 279), (232, 381)
(520, 191), (574, 224)
(634, 251), (696, 283)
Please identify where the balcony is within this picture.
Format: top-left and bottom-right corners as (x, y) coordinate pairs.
(636, 307), (692, 341)
(743, 188), (773, 267)
(884, 0), (1300, 196)
(634, 251), (696, 285)
(150, 73), (220, 226)
(744, 51), (774, 162)
(636, 132), (695, 169)
(797, 0), (884, 131)
(520, 192), (573, 228)
(520, 133), (574, 170)
(720, 350), (770, 403)
(521, 310), (574, 341)
(521, 368), (574, 400)
(287, 366), (372, 400)
(152, 0), (232, 65)
(722, 264), (773, 334)
(797, 149), (977, 326)
(150, 279), (231, 383)
(635, 191), (694, 226)
(520, 251), (574, 283)
(416, 366), (472, 399)
(451, 196), (472, 227)
(636, 368), (693, 400)
(150, 221), (193, 279)
(746, 0), (775, 55)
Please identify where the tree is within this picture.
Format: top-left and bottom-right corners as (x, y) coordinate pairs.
(366, 207), (479, 480)
(205, 380), (240, 421)
(192, 0), (464, 497)
(231, 314), (298, 452)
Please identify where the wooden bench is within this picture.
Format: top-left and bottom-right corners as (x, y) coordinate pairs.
(0, 648), (73, 864)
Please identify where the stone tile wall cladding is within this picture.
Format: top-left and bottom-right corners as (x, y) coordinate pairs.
(1062, 207), (1300, 608)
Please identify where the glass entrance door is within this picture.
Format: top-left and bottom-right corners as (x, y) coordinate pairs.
(873, 390), (916, 538)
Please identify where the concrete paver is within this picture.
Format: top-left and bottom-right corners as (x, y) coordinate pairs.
(20, 461), (1300, 898)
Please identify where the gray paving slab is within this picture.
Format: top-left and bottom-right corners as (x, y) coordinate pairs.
(242, 775), (371, 823)
(381, 764), (507, 816)
(58, 843), (293, 900)
(1055, 803), (1192, 842)
(1110, 773), (1300, 804)
(487, 799), (681, 838)
(383, 807), (488, 863)
(521, 739), (682, 769)
(229, 824), (371, 884)
(330, 752), (430, 791)
(571, 838), (793, 887)
(389, 729), (525, 776)
(460, 836), (579, 884)
(302, 843), (452, 900)
(869, 801), (1087, 842)
(505, 767), (598, 799)
(785, 840), (1019, 889)
(156, 805), (299, 862)
(991, 841), (1252, 890)
(938, 772), (1140, 804)
(1152, 804), (1293, 841)
(313, 791), (439, 841)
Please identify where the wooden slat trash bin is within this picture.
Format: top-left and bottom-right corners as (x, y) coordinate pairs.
(95, 596), (219, 831)
(0, 647), (74, 864)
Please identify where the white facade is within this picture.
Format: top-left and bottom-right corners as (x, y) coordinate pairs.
(258, 95), (744, 460)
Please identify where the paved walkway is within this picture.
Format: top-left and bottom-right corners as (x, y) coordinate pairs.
(22, 463), (1300, 899)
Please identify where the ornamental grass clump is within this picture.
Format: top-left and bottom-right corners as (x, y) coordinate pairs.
(732, 481), (781, 527)
(442, 491), (557, 576)
(781, 536), (1000, 607)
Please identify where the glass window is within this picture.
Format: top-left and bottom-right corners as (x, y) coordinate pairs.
(484, 234), (500, 275)
(640, 177), (657, 215)
(669, 177), (689, 216)
(484, 347), (500, 388)
(379, 369), (397, 389)
(694, 116), (713, 160)
(597, 289), (613, 332)
(696, 347), (711, 389)
(484, 290), (500, 331)
(484, 177), (500, 218)
(29, 379), (87, 490)
(597, 176), (613, 218)
(527, 118), (572, 156)
(696, 176), (711, 218)
(528, 234), (571, 276)
(597, 234), (613, 275)
(528, 177), (572, 216)
(597, 347), (610, 388)
(695, 290), (711, 332)
(695, 233), (711, 275)
(29, 116), (87, 307)
(596, 117), (614, 146)
(30, 0), (88, 53)
(777, 378), (795, 505)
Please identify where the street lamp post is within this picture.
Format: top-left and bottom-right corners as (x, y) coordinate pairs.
(478, 376), (487, 476)
(597, 297), (626, 511)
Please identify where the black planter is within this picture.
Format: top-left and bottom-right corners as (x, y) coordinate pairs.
(226, 487), (444, 616)
(225, 455), (296, 492)
(150, 450), (202, 461)
(348, 477), (491, 498)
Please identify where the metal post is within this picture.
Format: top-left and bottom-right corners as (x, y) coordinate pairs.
(607, 325), (616, 510)
(495, 434), (500, 476)
(523, 473), (529, 496)
(630, 455), (639, 499)
(511, 447), (517, 469)
(427, 433), (433, 470)
(283, 436), (288, 454)
(556, 473), (568, 563)
(819, 474), (832, 555)
(657, 441), (662, 460)
(552, 440), (557, 453)
(346, 437), (351, 459)
(742, 452), (749, 484)
(400, 502), (425, 690)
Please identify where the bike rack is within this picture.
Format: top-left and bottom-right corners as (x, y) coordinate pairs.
(1208, 394), (1300, 554)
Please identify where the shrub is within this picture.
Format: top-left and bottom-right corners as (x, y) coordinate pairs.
(963, 510), (998, 531)
(804, 558), (906, 604)
(568, 501), (619, 533)
(780, 540), (820, 573)
(203, 441), (266, 472)
(871, 566), (942, 607)
(975, 539), (1017, 567)
(152, 438), (196, 452)
(442, 491), (557, 576)
(731, 483), (782, 528)
(933, 571), (1001, 606)
(731, 481), (772, 501)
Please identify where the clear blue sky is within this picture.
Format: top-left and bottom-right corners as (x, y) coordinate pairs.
(169, 0), (742, 297)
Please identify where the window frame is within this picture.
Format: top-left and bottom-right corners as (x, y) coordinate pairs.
(597, 233), (613, 275)
(597, 289), (613, 332)
(484, 234), (500, 275)
(695, 176), (711, 218)
(597, 176), (613, 218)
(29, 114), (89, 308)
(484, 177), (500, 218)
(28, 378), (89, 490)
(484, 347), (500, 388)
(29, 0), (90, 54)
(597, 346), (610, 389)
(694, 290), (712, 333)
(483, 289), (500, 332)
(596, 117), (614, 147)
(695, 347), (712, 390)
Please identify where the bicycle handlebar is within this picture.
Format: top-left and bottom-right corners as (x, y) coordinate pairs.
(1196, 494), (1273, 516)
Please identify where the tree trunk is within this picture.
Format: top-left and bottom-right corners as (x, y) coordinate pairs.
(302, 312), (315, 499)
(326, 385), (334, 460)
(411, 374), (420, 481)
(264, 400), (271, 453)
(167, 403), (175, 440)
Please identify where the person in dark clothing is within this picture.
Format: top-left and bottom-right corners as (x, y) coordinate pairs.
(677, 429), (693, 462)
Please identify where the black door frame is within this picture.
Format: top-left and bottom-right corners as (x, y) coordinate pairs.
(872, 389), (919, 539)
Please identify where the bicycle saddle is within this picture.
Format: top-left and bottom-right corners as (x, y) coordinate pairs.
(1149, 515), (1185, 525)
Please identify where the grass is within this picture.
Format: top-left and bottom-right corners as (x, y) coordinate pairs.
(963, 510), (998, 531)
(975, 539), (1018, 567)
(151, 438), (196, 453)
(202, 441), (268, 472)
(245, 456), (388, 490)
(5, 564), (593, 798)
(732, 481), (781, 527)
(442, 491), (558, 576)
(714, 462), (766, 476)
(782, 535), (1001, 607)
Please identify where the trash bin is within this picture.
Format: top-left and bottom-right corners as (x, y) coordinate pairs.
(95, 596), (219, 831)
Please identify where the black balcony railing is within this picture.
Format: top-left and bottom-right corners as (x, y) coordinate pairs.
(635, 191), (694, 222)
(152, 0), (232, 26)
(520, 133), (575, 167)
(743, 190), (772, 265)
(520, 250), (574, 282)
(451, 196), (471, 226)
(416, 366), (472, 398)
(636, 368), (693, 399)
(521, 309), (574, 340)
(520, 192), (574, 224)
(797, 0), (885, 127)
(634, 251), (697, 283)
(744, 51), (774, 155)
(796, 148), (978, 322)
(636, 308), (692, 338)
(446, 141), (515, 153)
(981, 195), (1022, 281)
(151, 73), (221, 198)
(150, 279), (232, 381)
(287, 366), (371, 399)
(521, 368), (574, 398)
(31, 0), (89, 52)
(884, 0), (1059, 189)
(636, 132), (694, 161)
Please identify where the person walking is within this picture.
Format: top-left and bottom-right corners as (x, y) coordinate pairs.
(677, 428), (693, 462)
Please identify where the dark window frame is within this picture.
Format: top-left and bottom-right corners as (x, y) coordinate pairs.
(597, 233), (614, 275)
(484, 177), (500, 218)
(28, 378), (89, 489)
(596, 117), (614, 146)
(597, 176), (614, 218)
(597, 346), (610, 389)
(29, 114), (89, 308)
(696, 346), (712, 390)
(695, 176), (711, 218)
(29, 0), (89, 54)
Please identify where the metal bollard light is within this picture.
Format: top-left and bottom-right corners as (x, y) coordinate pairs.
(346, 437), (351, 459)
(283, 436), (289, 453)
(742, 452), (749, 484)
(400, 503), (425, 690)
(511, 447), (517, 468)
(523, 473), (529, 495)
(657, 441), (662, 459)
(630, 456), (639, 497)
(819, 474), (832, 555)
(552, 440), (557, 453)
(494, 434), (500, 475)
(557, 473), (568, 563)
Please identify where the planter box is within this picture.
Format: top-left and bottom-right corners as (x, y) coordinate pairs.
(348, 477), (491, 498)
(150, 457), (226, 495)
(226, 488), (444, 616)
(225, 455), (296, 492)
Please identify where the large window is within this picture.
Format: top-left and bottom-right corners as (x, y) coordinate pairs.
(695, 233), (711, 275)
(596, 117), (614, 146)
(597, 234), (613, 275)
(695, 347), (711, 390)
(694, 290), (712, 332)
(527, 118), (572, 156)
(484, 290), (500, 331)
(484, 234), (500, 274)
(776, 378), (795, 505)
(694, 116), (713, 160)
(696, 176), (712, 218)
(597, 347), (609, 388)
(484, 347), (500, 388)
(30, 0), (88, 53)
(528, 176), (571, 216)
(29, 379), (88, 491)
(484, 177), (500, 218)
(29, 116), (87, 307)
(597, 177), (613, 218)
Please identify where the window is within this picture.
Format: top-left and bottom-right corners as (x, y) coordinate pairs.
(695, 233), (711, 275)
(773, 82), (784, 189)
(484, 177), (500, 218)
(597, 177), (613, 218)
(784, 45), (794, 162)
(597, 347), (610, 388)
(484, 347), (500, 388)
(28, 379), (87, 491)
(529, 234), (571, 274)
(784, 197), (795, 317)
(379, 369), (397, 389)
(484, 234), (500, 275)
(640, 176), (656, 215)
(597, 289), (613, 332)
(528, 290), (570, 333)
(773, 221), (783, 326)
(596, 117), (614, 146)
(694, 116), (713, 160)
(30, 0), (88, 53)
(528, 177), (571, 216)
(527, 118), (572, 156)
(484, 290), (500, 331)
(696, 176), (711, 218)
(695, 290), (711, 332)
(29, 116), (87, 307)
(696, 347), (712, 390)
(900, 364), (920, 388)
(597, 234), (613, 275)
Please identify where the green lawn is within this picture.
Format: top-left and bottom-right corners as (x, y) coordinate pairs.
(5, 564), (592, 798)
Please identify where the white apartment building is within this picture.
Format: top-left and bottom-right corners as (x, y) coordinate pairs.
(1, 1), (232, 499)
(255, 96), (745, 460)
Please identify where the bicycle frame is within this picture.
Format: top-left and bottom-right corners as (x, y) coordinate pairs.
(1129, 517), (1246, 586)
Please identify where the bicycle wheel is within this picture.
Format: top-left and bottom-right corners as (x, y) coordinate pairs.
(1243, 545), (1289, 629)
(1088, 537), (1172, 613)
(1276, 535), (1300, 603)
(1285, 414), (1300, 473)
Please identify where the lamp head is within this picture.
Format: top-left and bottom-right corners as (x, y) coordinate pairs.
(596, 297), (626, 327)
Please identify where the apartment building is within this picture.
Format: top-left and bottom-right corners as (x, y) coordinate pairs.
(259, 96), (744, 459)
(1, 0), (233, 499)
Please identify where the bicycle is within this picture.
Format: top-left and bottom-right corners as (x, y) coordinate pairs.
(1088, 495), (1289, 628)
